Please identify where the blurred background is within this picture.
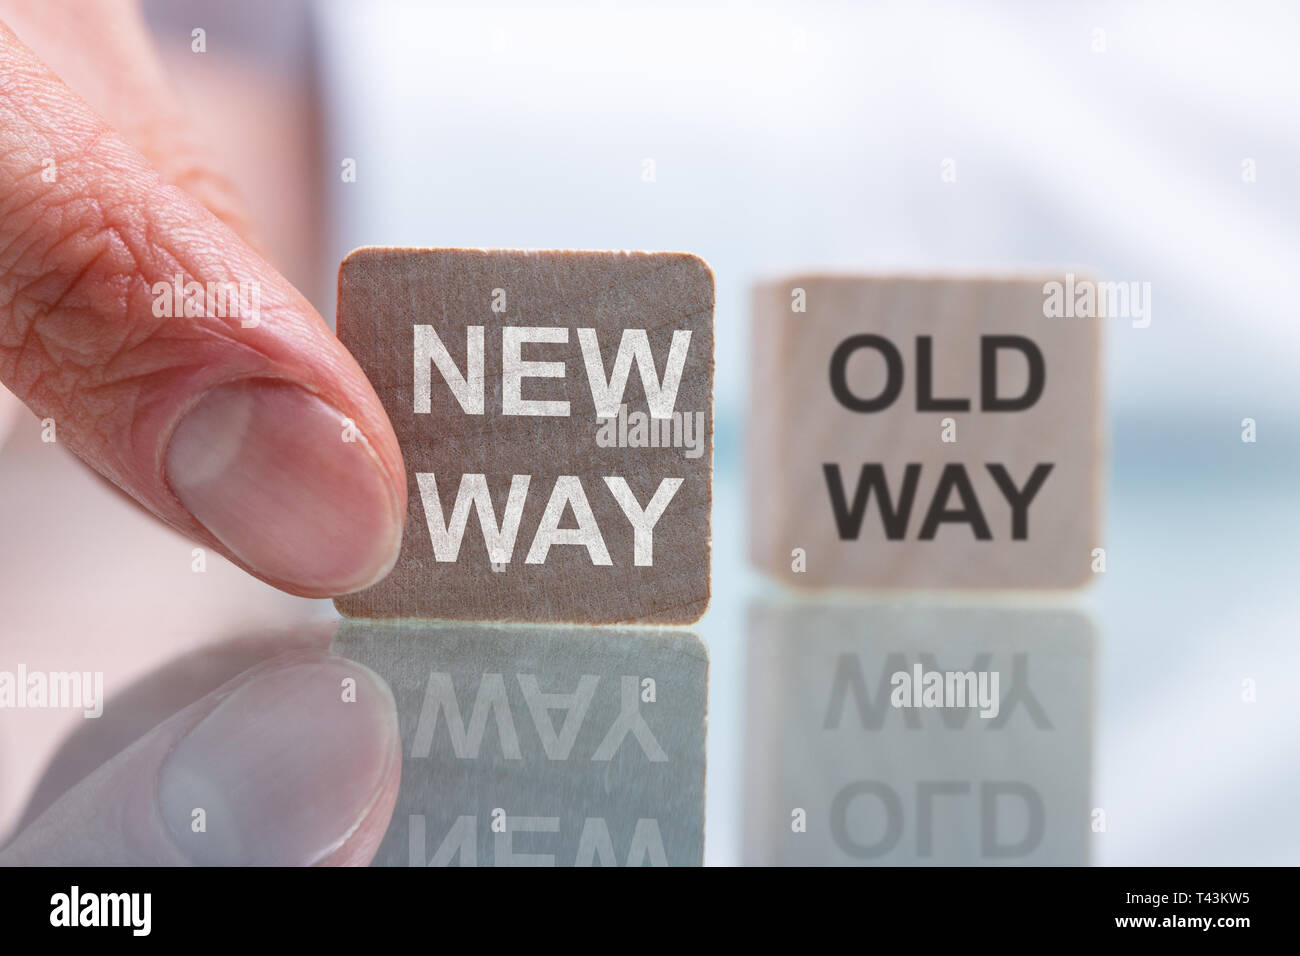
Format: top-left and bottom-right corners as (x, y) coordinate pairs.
(2, 0), (1298, 864)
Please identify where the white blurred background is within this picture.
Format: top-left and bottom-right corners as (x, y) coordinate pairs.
(2, 0), (1298, 865)
(316, 0), (1300, 866)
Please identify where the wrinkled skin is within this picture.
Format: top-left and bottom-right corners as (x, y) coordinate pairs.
(0, 0), (406, 865)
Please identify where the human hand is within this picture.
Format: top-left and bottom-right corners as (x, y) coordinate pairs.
(0, 0), (406, 597)
(0, 0), (406, 865)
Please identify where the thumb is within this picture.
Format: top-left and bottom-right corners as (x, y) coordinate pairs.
(0, 650), (401, 866)
(0, 23), (405, 597)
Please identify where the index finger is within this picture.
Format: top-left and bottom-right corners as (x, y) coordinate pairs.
(0, 22), (406, 597)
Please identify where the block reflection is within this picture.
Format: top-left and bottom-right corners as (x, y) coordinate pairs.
(743, 601), (1094, 865)
(334, 621), (707, 866)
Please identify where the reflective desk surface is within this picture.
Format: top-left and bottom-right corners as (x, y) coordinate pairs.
(1, 415), (1294, 865)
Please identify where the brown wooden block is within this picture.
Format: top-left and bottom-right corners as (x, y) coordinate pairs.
(335, 248), (714, 623)
(749, 275), (1103, 589)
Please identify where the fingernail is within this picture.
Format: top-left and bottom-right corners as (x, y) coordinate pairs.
(166, 379), (402, 594)
(158, 654), (399, 866)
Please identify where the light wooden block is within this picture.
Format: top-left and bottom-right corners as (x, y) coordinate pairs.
(333, 621), (708, 866)
(749, 275), (1103, 589)
(743, 600), (1094, 865)
(335, 248), (714, 623)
